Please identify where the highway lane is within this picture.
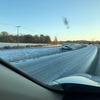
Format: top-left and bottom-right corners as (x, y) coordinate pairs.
(94, 47), (100, 76)
(13, 45), (97, 84)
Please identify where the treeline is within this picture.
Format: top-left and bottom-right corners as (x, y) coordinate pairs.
(0, 31), (51, 43)
(60, 40), (100, 44)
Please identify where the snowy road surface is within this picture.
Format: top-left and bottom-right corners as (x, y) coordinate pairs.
(93, 46), (100, 76)
(13, 46), (97, 84)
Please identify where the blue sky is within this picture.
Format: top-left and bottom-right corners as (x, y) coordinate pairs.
(0, 0), (100, 41)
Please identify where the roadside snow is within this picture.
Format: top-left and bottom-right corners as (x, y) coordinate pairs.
(0, 43), (84, 63)
(63, 43), (85, 49)
(0, 46), (61, 62)
(0, 43), (51, 48)
(12, 45), (97, 84)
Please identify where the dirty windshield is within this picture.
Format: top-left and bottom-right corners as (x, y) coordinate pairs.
(0, 0), (100, 87)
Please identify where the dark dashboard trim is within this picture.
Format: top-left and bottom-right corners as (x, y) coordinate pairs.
(0, 58), (63, 94)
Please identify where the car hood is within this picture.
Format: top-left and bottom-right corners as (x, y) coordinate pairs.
(51, 73), (100, 90)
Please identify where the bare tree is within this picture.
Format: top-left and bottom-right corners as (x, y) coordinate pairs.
(53, 36), (58, 45)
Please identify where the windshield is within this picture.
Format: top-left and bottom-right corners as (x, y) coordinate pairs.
(0, 0), (100, 90)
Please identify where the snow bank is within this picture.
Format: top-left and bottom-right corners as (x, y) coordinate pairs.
(0, 43), (84, 63)
(63, 43), (86, 50)
(0, 46), (62, 62)
(0, 43), (50, 48)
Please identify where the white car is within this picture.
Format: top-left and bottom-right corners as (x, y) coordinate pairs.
(60, 45), (72, 51)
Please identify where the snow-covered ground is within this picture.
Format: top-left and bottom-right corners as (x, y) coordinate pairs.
(0, 46), (60, 62)
(0, 43), (83, 64)
(12, 45), (97, 84)
(62, 43), (83, 49)
(0, 43), (51, 48)
(0, 43), (97, 84)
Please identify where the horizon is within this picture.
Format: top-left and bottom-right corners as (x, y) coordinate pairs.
(0, 30), (100, 42)
(0, 30), (100, 41)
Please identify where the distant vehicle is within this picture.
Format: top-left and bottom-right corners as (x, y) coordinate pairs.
(60, 45), (72, 51)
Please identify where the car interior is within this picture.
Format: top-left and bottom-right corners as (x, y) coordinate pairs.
(0, 0), (100, 100)
(1, 59), (100, 100)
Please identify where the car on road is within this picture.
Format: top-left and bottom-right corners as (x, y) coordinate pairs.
(60, 45), (72, 51)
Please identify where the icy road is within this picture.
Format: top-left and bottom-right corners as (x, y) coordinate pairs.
(13, 45), (97, 84)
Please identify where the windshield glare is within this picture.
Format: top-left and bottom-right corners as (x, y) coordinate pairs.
(0, 0), (100, 89)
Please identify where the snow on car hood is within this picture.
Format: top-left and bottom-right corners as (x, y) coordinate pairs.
(51, 73), (100, 87)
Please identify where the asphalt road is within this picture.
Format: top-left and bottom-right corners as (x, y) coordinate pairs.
(94, 46), (100, 76)
(14, 45), (97, 84)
